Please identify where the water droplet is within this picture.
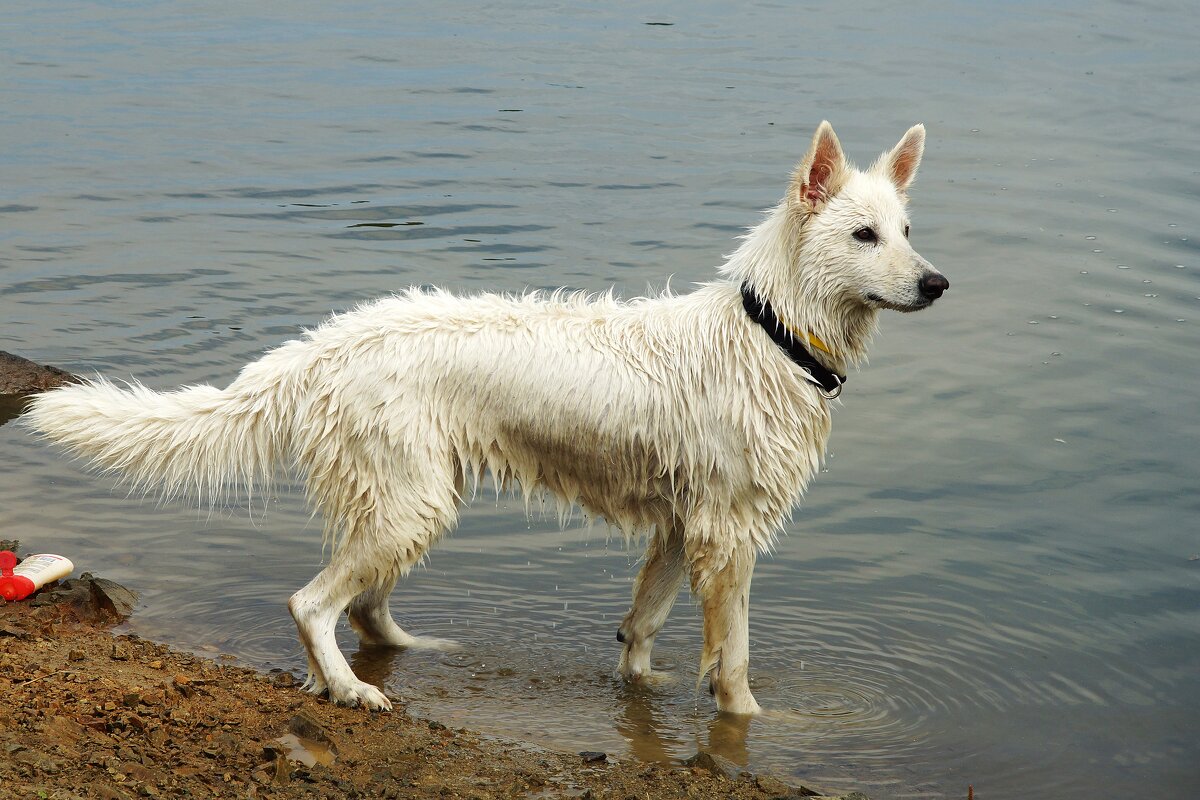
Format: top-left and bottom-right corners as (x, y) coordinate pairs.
(1085, 235), (1097, 240)
(1145, 294), (1158, 298)
(1051, 352), (1062, 356)
(1080, 270), (1089, 274)
(1028, 320), (1039, 324)
(1176, 265), (1186, 269)
(1107, 209), (1117, 213)
(1117, 265), (1130, 269)
(1113, 309), (1125, 313)
(1049, 315), (1059, 319)
(1142, 279), (1152, 283)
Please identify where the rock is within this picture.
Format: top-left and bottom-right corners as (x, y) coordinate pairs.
(30, 573), (139, 620)
(90, 783), (132, 800)
(0, 540), (19, 556)
(755, 774), (823, 796)
(682, 750), (743, 780)
(579, 751), (607, 763)
(269, 752), (292, 784)
(89, 576), (140, 617)
(0, 350), (76, 394)
(0, 351), (76, 428)
(272, 713), (339, 768)
(287, 712), (338, 755)
(172, 674), (196, 698)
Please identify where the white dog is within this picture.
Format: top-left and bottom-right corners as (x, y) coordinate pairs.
(25, 122), (947, 715)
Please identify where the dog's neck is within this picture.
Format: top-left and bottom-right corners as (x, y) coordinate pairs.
(718, 201), (878, 374)
(739, 283), (847, 395)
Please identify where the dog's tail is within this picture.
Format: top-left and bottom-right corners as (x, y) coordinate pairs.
(22, 342), (310, 504)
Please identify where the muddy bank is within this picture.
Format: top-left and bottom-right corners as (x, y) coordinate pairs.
(0, 595), (868, 799)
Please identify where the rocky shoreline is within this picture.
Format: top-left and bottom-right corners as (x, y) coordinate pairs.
(0, 590), (867, 800)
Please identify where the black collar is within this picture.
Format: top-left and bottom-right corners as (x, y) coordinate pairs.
(740, 283), (846, 397)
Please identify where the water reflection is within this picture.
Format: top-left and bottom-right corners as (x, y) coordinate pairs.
(0, 396), (25, 428)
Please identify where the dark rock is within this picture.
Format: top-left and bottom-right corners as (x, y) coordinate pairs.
(0, 350), (76, 394)
(0, 350), (77, 427)
(89, 576), (139, 617)
(90, 783), (132, 800)
(270, 753), (292, 785)
(287, 712), (338, 755)
(30, 573), (139, 620)
(579, 751), (607, 763)
(682, 750), (743, 780)
(0, 540), (19, 556)
(754, 773), (825, 797)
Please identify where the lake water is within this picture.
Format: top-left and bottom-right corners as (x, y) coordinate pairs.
(3, 1), (1198, 796)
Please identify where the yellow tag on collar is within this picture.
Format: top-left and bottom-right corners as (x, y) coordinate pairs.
(804, 331), (834, 355)
(783, 323), (834, 356)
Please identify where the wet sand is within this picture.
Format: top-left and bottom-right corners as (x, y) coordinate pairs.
(0, 597), (866, 799)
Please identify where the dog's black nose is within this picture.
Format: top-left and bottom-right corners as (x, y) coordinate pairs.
(919, 273), (949, 300)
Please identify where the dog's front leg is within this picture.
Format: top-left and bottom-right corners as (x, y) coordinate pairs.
(617, 524), (686, 681)
(690, 543), (761, 715)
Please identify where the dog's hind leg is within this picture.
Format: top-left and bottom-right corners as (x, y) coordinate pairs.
(346, 459), (463, 652)
(291, 447), (461, 710)
(690, 542), (761, 715)
(348, 577), (457, 650)
(617, 523), (686, 682)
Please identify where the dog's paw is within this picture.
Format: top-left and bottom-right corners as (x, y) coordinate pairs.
(328, 678), (393, 711)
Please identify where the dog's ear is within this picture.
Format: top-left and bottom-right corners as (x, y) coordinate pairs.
(874, 124), (925, 193)
(791, 121), (848, 211)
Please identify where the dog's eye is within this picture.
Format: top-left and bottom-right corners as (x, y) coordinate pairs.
(852, 227), (877, 243)
(904, 224), (910, 239)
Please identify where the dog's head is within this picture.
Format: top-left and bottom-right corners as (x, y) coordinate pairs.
(789, 121), (948, 314)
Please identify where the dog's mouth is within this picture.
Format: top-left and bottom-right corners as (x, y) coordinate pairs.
(865, 293), (933, 313)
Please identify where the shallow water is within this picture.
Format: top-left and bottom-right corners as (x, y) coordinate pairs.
(3, 1), (1199, 796)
